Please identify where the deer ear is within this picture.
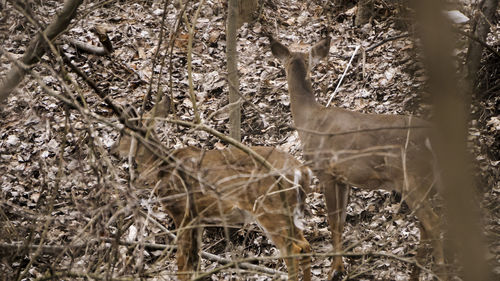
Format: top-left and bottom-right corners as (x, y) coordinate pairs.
(269, 36), (290, 63)
(309, 37), (331, 67)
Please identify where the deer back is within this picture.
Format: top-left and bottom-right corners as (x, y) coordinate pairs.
(153, 146), (312, 224)
(113, 125), (312, 226)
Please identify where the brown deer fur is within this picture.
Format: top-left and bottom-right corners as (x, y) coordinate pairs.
(270, 36), (445, 280)
(113, 117), (313, 281)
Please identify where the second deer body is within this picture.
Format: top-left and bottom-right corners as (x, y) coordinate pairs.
(270, 36), (445, 280)
(114, 119), (313, 281)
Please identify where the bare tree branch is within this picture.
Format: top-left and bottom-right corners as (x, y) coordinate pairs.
(0, 0), (83, 106)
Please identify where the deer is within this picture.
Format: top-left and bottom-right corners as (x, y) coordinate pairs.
(269, 36), (445, 280)
(112, 105), (313, 281)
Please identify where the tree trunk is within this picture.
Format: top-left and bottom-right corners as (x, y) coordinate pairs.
(414, 1), (493, 280)
(227, 0), (241, 141)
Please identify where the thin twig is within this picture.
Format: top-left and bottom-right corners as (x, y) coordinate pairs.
(294, 124), (429, 137)
(183, 0), (205, 124)
(141, 0), (172, 116)
(168, 0), (190, 117)
(366, 33), (411, 52)
(160, 117), (276, 171)
(327, 45), (360, 107)
(455, 28), (500, 60)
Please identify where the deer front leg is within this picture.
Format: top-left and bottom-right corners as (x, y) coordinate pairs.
(175, 222), (201, 281)
(257, 214), (311, 281)
(280, 234), (312, 281)
(322, 177), (350, 281)
(296, 231), (312, 281)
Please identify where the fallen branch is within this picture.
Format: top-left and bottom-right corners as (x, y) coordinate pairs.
(455, 28), (500, 61)
(61, 25), (113, 56)
(0, 237), (287, 278)
(365, 33), (411, 53)
(34, 270), (138, 281)
(138, 210), (285, 276)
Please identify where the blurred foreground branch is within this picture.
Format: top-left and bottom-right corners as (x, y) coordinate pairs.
(415, 1), (493, 280)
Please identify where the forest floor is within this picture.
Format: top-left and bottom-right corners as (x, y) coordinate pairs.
(0, 0), (499, 280)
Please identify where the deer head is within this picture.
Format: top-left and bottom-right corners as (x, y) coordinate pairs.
(270, 36), (330, 75)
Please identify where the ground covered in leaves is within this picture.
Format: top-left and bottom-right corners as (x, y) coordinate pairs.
(0, 0), (499, 280)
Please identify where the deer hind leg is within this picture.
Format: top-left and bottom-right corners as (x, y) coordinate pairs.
(405, 184), (446, 280)
(257, 214), (311, 281)
(322, 175), (350, 280)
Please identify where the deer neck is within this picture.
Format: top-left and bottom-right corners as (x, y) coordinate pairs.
(286, 60), (321, 128)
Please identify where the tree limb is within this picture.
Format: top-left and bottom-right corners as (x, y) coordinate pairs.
(0, 0), (83, 106)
